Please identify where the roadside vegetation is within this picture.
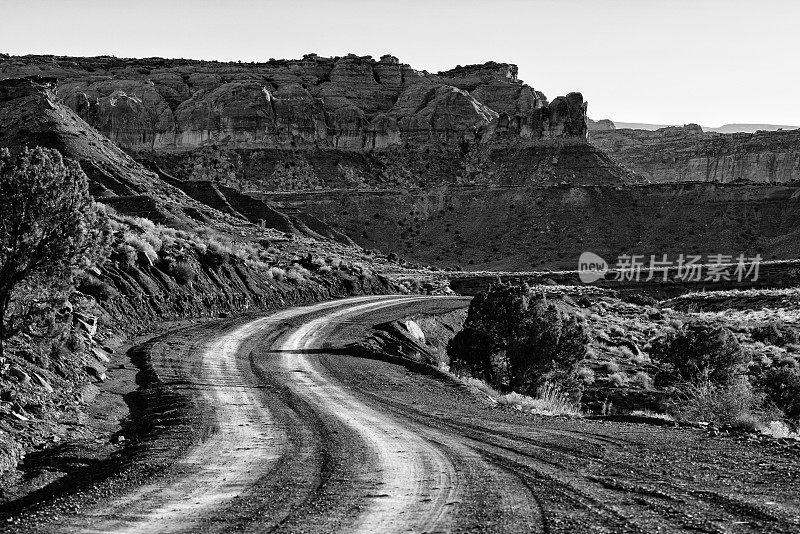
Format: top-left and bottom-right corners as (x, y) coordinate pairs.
(445, 282), (800, 436)
(447, 283), (590, 414)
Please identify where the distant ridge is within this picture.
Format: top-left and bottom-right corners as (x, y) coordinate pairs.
(612, 121), (800, 134)
(702, 124), (800, 134)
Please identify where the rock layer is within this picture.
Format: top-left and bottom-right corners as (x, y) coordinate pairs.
(0, 54), (588, 152)
(591, 124), (800, 184)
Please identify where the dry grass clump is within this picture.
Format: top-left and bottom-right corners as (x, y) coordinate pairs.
(459, 377), (581, 416)
(760, 421), (799, 439)
(496, 383), (582, 416)
(630, 409), (674, 421)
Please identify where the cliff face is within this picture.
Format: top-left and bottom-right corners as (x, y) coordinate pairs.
(591, 124), (800, 184)
(0, 55), (588, 152)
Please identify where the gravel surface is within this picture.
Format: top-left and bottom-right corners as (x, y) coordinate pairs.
(2, 296), (800, 533)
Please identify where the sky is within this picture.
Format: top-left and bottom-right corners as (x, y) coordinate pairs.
(1, 0), (798, 126)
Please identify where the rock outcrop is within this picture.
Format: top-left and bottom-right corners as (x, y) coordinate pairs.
(591, 124), (800, 183)
(0, 54), (589, 152)
(0, 77), (358, 241)
(588, 118), (616, 131)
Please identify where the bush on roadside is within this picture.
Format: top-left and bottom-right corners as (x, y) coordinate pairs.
(448, 283), (590, 399)
(671, 378), (774, 430)
(650, 321), (749, 386)
(758, 366), (800, 421)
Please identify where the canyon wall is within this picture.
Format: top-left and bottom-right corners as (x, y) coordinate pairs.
(591, 124), (800, 184)
(0, 54), (588, 152)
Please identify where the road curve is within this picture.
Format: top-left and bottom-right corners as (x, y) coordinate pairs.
(78, 295), (476, 533)
(278, 298), (462, 533)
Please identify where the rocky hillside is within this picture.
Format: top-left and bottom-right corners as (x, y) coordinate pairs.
(591, 124), (800, 184)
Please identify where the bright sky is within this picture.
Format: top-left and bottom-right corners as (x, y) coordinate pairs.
(1, 0), (798, 126)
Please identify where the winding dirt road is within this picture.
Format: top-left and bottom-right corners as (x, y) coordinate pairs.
(4, 296), (800, 533)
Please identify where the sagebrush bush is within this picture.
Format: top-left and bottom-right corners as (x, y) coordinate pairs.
(124, 232), (158, 264)
(650, 321), (748, 386)
(270, 266), (286, 281)
(608, 372), (628, 387)
(672, 378), (772, 429)
(170, 261), (195, 285)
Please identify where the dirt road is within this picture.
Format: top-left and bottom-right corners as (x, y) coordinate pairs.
(4, 296), (800, 533)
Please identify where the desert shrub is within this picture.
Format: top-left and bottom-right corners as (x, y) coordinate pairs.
(671, 378), (772, 429)
(124, 232), (158, 264)
(448, 283), (590, 397)
(758, 366), (800, 421)
(631, 371), (652, 389)
(0, 147), (112, 353)
(620, 292), (658, 307)
(751, 320), (800, 347)
(610, 345), (635, 360)
(577, 367), (595, 385)
(76, 273), (117, 301)
(602, 361), (620, 373)
(141, 230), (163, 252)
(608, 372), (628, 387)
(650, 321), (748, 386)
(270, 266), (286, 281)
(170, 261), (195, 285)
